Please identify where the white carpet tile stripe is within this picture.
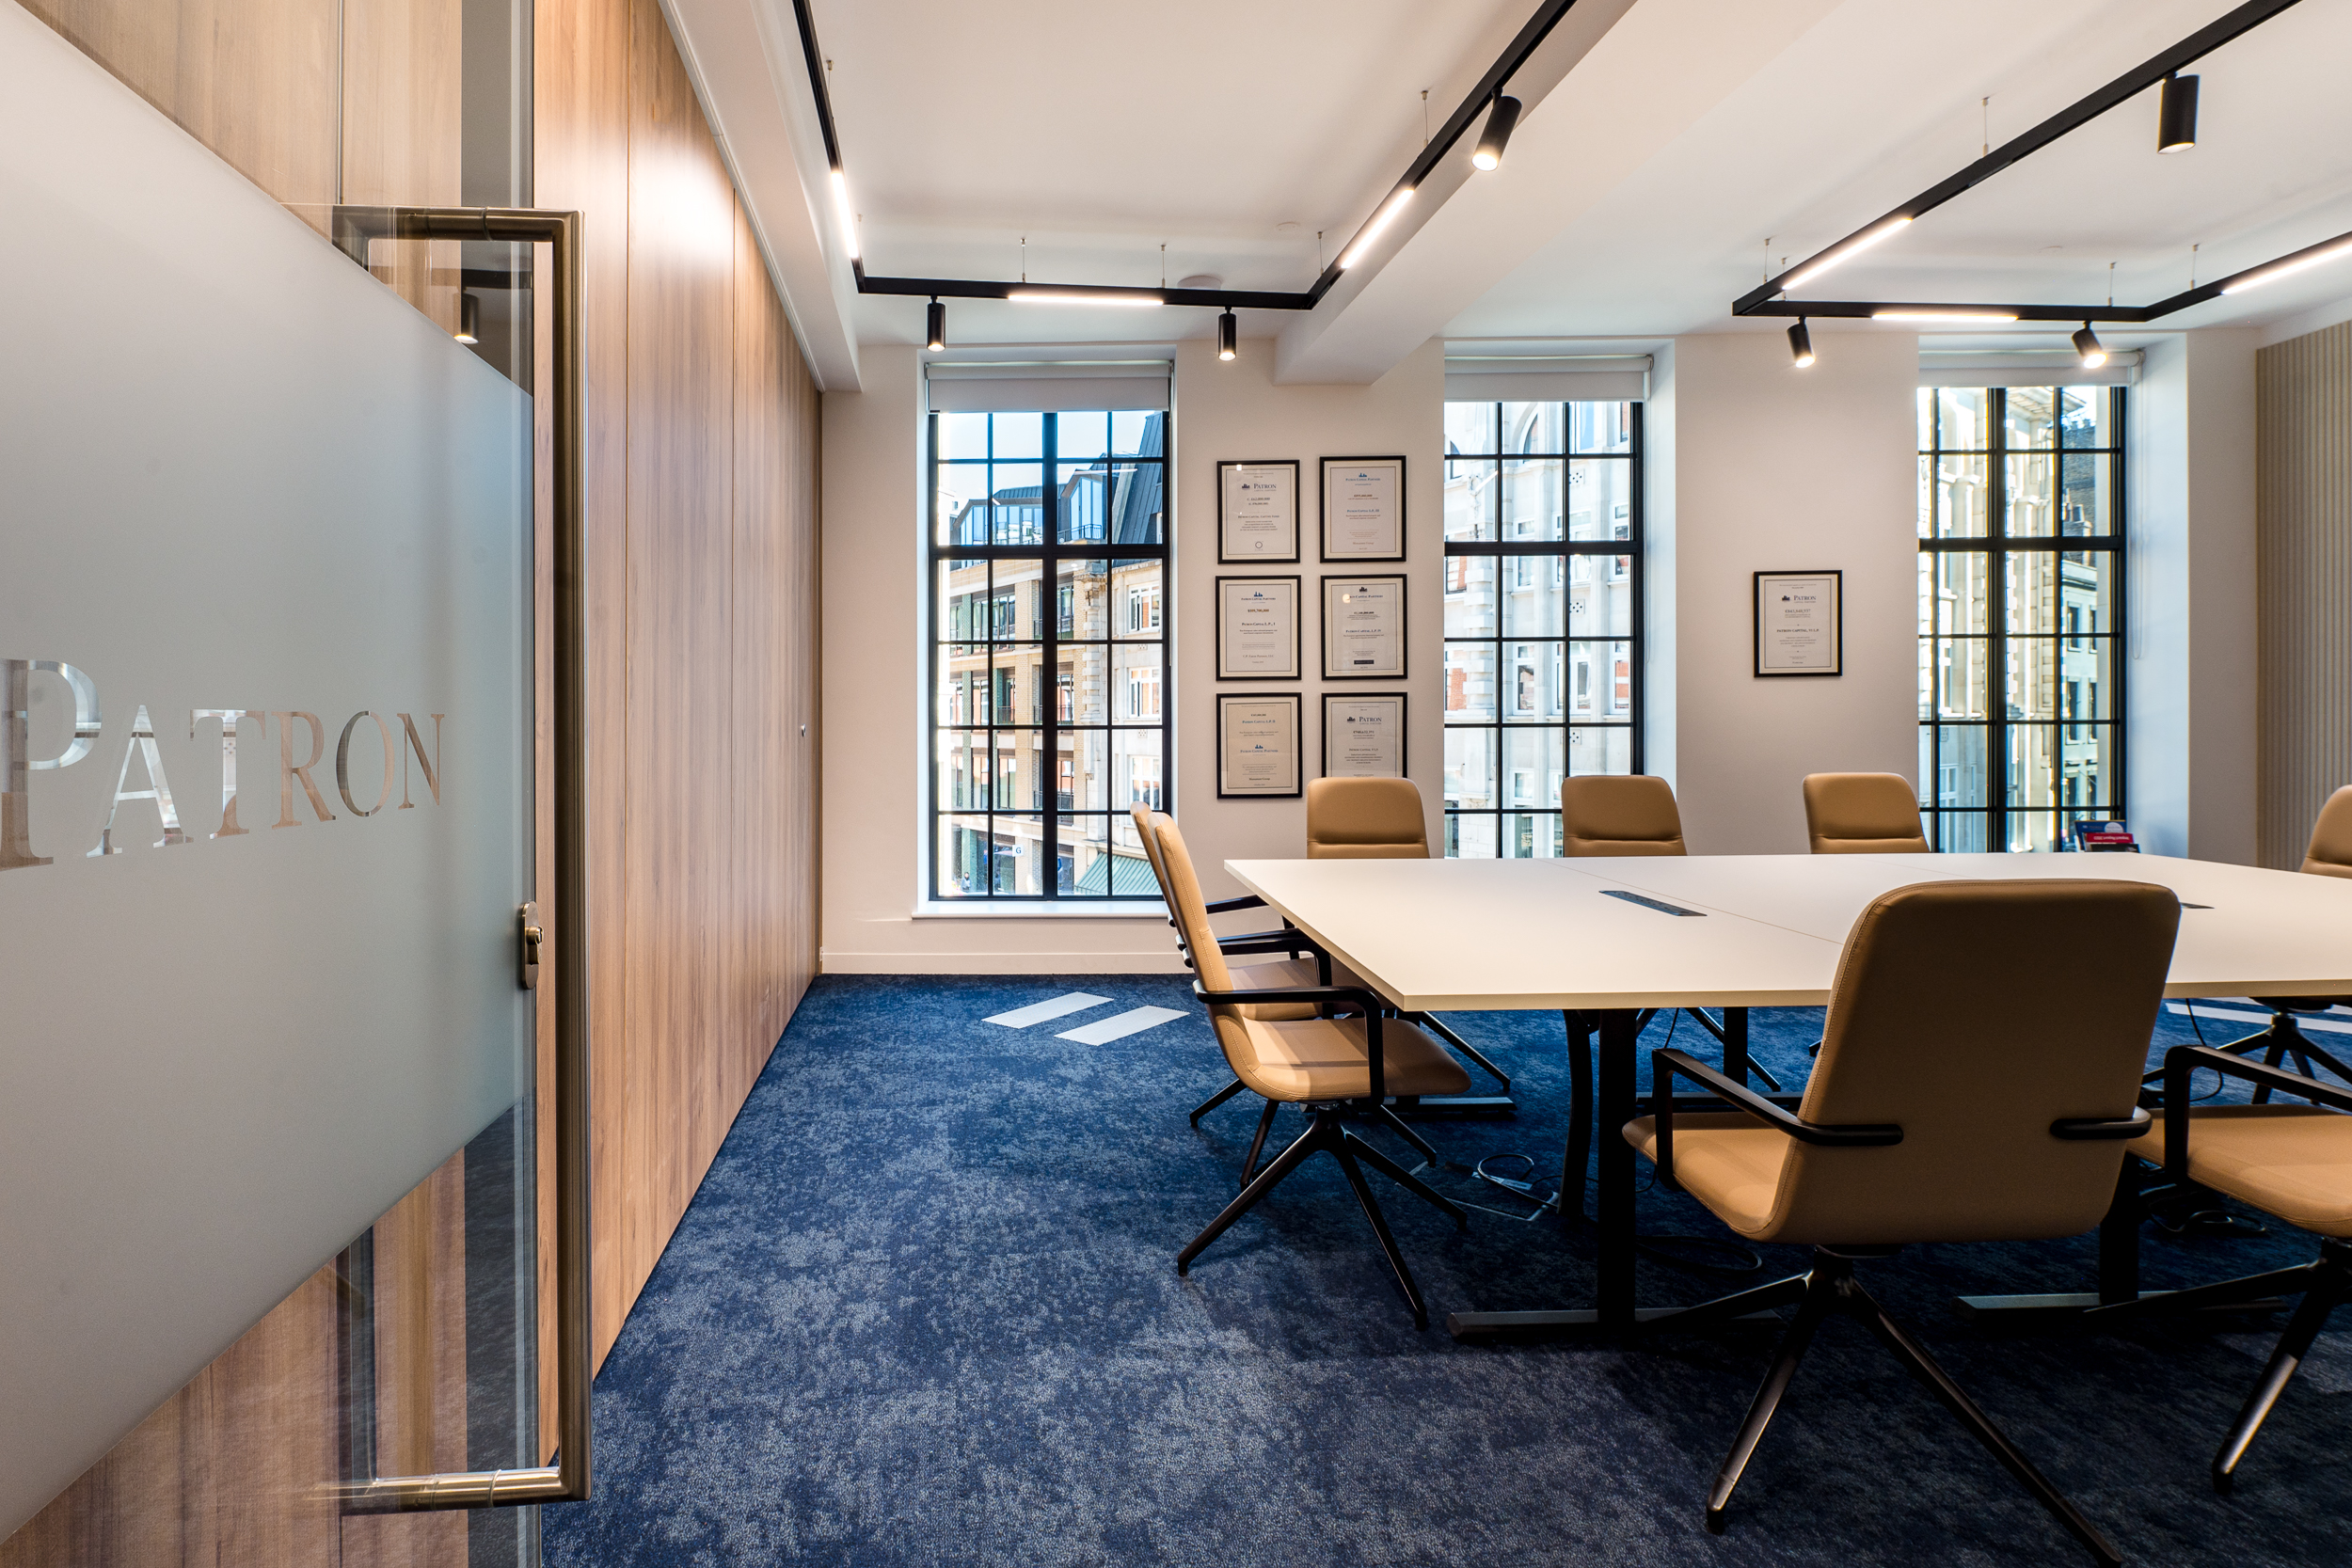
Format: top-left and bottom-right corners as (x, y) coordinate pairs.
(984, 992), (1112, 1028)
(2167, 1003), (2352, 1035)
(1056, 1006), (1188, 1045)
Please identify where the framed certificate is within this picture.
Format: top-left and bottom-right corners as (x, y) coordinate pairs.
(1321, 574), (1406, 679)
(1217, 460), (1299, 563)
(1320, 456), (1406, 562)
(1218, 693), (1303, 798)
(1754, 570), (1842, 676)
(1215, 575), (1301, 681)
(1322, 693), (1406, 779)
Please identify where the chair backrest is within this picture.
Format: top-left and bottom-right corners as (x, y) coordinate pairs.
(1561, 774), (1686, 857)
(1766, 879), (2180, 1245)
(1803, 772), (1931, 854)
(2304, 786), (2352, 879)
(1305, 776), (1429, 859)
(1131, 804), (1172, 897)
(1150, 816), (1264, 1076)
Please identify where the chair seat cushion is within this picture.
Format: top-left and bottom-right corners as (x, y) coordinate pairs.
(1623, 1114), (1791, 1238)
(2130, 1105), (2352, 1238)
(1216, 1013), (1470, 1102)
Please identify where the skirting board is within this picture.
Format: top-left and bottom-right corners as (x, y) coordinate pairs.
(820, 950), (1190, 975)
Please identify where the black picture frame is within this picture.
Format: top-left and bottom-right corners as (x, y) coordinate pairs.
(1319, 455), (1407, 562)
(1217, 693), (1304, 799)
(1214, 574), (1302, 682)
(1216, 459), (1300, 564)
(1321, 692), (1407, 780)
(1319, 573), (1407, 680)
(1753, 569), (1843, 677)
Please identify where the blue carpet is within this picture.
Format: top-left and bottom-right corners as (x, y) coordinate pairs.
(544, 976), (2352, 1567)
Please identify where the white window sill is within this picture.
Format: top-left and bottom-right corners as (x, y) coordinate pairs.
(913, 899), (1170, 920)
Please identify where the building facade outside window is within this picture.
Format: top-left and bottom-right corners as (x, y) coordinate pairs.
(1917, 386), (2124, 850)
(1442, 399), (1642, 857)
(930, 408), (1169, 898)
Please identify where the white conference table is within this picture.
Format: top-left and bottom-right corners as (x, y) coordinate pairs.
(1223, 851), (2352, 1333)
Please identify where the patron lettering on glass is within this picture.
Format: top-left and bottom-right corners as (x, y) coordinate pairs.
(1, 658), (443, 870)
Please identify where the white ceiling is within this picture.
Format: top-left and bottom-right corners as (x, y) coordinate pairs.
(685, 0), (2352, 382)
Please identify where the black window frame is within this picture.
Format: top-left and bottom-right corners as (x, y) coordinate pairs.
(1441, 399), (1645, 859)
(926, 408), (1171, 901)
(1917, 385), (2126, 851)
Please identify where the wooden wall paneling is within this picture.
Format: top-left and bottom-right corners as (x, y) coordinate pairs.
(341, 0), (466, 330)
(769, 263), (818, 1017)
(2257, 323), (2352, 867)
(532, 0), (634, 1381)
(620, 0), (738, 1342)
(24, 0), (341, 231)
(339, 1158), (469, 1568)
(732, 196), (785, 1085)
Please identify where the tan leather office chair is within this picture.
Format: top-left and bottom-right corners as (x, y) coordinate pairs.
(1561, 773), (1686, 856)
(1131, 806), (1327, 1136)
(1296, 780), (1513, 1105)
(2213, 787), (2352, 1096)
(1553, 773), (1777, 1214)
(1625, 879), (2178, 1564)
(1304, 776), (1429, 858)
(1802, 772), (1931, 854)
(1155, 816), (1470, 1327)
(2097, 1044), (2352, 1492)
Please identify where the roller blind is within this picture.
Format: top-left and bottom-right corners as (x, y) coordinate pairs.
(925, 358), (1171, 413)
(1443, 355), (1651, 402)
(1918, 350), (2142, 388)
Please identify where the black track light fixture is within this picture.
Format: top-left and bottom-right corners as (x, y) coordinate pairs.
(454, 291), (480, 345)
(1217, 309), (1238, 361)
(926, 297), (946, 353)
(1788, 318), (1815, 369)
(2158, 72), (2199, 153)
(1471, 94), (1522, 172)
(2073, 324), (2107, 369)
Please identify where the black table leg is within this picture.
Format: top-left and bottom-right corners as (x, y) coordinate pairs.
(1723, 1006), (1750, 1085)
(1595, 1006), (1640, 1327)
(1955, 1156), (2274, 1322)
(1448, 1006), (1648, 1338)
(1558, 1009), (1593, 1220)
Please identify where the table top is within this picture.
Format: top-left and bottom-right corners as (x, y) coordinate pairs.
(1221, 852), (2352, 1012)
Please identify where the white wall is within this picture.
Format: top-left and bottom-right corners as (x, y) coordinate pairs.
(818, 339), (1443, 973)
(2129, 328), (2261, 863)
(1656, 330), (1920, 852)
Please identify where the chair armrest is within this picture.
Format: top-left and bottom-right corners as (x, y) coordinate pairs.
(1649, 1047), (1901, 1192)
(1205, 895), (1265, 914)
(2162, 1043), (2352, 1180)
(1191, 980), (1389, 1100)
(2049, 1110), (2152, 1141)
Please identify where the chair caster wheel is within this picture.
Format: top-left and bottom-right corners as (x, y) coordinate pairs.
(2212, 1468), (2234, 1497)
(1703, 1509), (1727, 1537)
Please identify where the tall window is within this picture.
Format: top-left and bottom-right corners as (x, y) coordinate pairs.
(930, 409), (1169, 899)
(1442, 400), (1642, 857)
(1917, 386), (2124, 850)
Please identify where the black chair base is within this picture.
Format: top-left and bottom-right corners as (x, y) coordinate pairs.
(2151, 1006), (2352, 1103)
(1177, 1104), (1468, 1329)
(1646, 1247), (2122, 1567)
(2089, 1236), (2352, 1493)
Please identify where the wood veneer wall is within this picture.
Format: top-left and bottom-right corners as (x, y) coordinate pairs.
(2256, 322), (2352, 868)
(533, 0), (821, 1386)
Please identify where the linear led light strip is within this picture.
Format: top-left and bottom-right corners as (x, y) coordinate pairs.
(1341, 189), (1417, 270)
(2222, 234), (2352, 293)
(1782, 215), (1912, 290)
